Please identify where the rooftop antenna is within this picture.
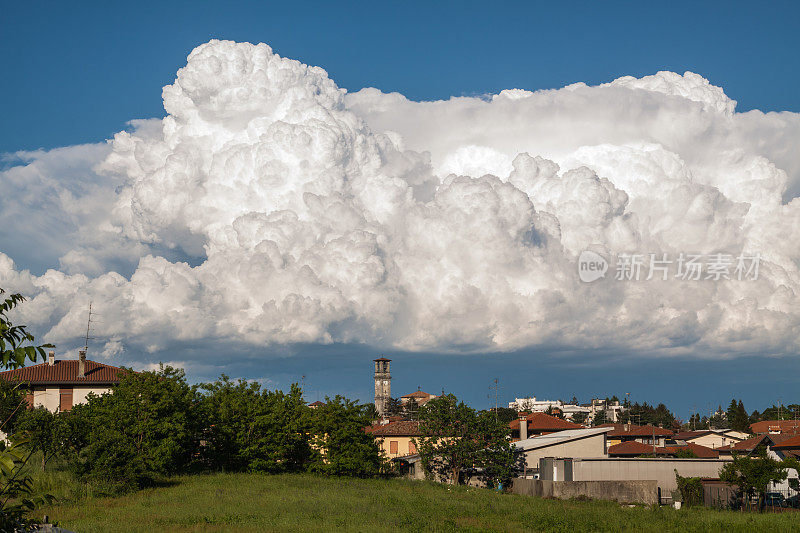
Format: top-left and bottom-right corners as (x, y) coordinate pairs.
(489, 378), (500, 420)
(84, 301), (94, 352)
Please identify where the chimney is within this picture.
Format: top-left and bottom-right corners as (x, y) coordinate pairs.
(48, 351), (55, 366)
(519, 415), (528, 440)
(78, 350), (86, 378)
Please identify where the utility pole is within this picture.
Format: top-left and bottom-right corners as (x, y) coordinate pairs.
(652, 426), (656, 456)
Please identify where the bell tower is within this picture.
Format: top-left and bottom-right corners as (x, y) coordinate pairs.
(373, 357), (391, 417)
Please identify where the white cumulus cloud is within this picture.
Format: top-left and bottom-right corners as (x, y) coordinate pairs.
(1, 39), (799, 365)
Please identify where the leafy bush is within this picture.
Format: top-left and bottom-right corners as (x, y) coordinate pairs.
(199, 377), (312, 473)
(69, 365), (200, 492)
(674, 471), (703, 506)
(307, 396), (383, 477)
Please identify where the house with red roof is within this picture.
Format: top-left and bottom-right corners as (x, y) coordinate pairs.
(600, 423), (673, 448)
(365, 419), (421, 459)
(750, 419), (800, 436)
(608, 441), (719, 458)
(772, 435), (800, 458)
(510, 412), (584, 441)
(670, 429), (748, 449)
(0, 350), (125, 412)
(716, 433), (800, 492)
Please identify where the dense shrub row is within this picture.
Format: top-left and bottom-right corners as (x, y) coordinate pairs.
(3, 366), (383, 494)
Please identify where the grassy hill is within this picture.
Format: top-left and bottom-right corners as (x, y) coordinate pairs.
(37, 473), (798, 532)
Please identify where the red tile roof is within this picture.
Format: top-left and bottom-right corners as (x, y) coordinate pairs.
(402, 391), (434, 399)
(600, 423), (673, 437)
(0, 359), (125, 385)
(307, 401), (326, 407)
(608, 441), (657, 456)
(717, 434), (771, 452)
(750, 420), (800, 435)
(365, 420), (421, 436)
(510, 413), (584, 432)
(772, 435), (800, 450)
(660, 443), (720, 458)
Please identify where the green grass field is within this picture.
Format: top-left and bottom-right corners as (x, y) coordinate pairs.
(36, 473), (799, 532)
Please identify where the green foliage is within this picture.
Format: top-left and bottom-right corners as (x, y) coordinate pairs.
(673, 448), (698, 459)
(416, 394), (520, 487)
(199, 377), (312, 474)
(308, 396), (383, 477)
(488, 407), (518, 426)
(757, 403), (800, 421)
(0, 379), (25, 433)
(726, 399), (750, 432)
(383, 397), (403, 417)
(0, 288), (52, 529)
(0, 289), (52, 369)
(571, 411), (588, 425)
(621, 402), (676, 428)
(0, 439), (54, 531)
(674, 471), (703, 506)
(719, 451), (788, 504)
(592, 410), (607, 426)
(402, 397), (420, 420)
(69, 365), (200, 492)
(13, 408), (62, 469)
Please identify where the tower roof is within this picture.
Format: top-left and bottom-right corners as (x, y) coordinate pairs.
(373, 357), (391, 362)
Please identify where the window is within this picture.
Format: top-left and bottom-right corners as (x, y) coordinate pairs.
(390, 440), (398, 454)
(409, 441), (417, 454)
(59, 387), (73, 412)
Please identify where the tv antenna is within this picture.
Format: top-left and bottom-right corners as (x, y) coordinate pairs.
(489, 378), (500, 420)
(84, 301), (95, 352)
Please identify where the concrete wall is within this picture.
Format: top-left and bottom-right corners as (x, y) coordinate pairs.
(512, 478), (658, 505)
(520, 434), (607, 471)
(566, 458), (730, 493)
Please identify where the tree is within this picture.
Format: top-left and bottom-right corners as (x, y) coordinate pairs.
(0, 289), (53, 530)
(488, 407), (519, 426)
(0, 379), (25, 435)
(383, 397), (403, 417)
(12, 408), (61, 469)
(675, 472), (703, 506)
(199, 376), (311, 474)
(592, 410), (607, 426)
(402, 397), (420, 420)
(719, 451), (788, 510)
(308, 396), (383, 477)
(726, 399), (750, 433)
(571, 412), (588, 425)
(72, 365), (201, 492)
(415, 394), (520, 487)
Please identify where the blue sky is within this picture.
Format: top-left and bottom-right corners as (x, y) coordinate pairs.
(2, 2), (800, 418)
(2, 1), (799, 152)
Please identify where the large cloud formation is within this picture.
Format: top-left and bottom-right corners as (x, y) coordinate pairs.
(2, 40), (799, 362)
